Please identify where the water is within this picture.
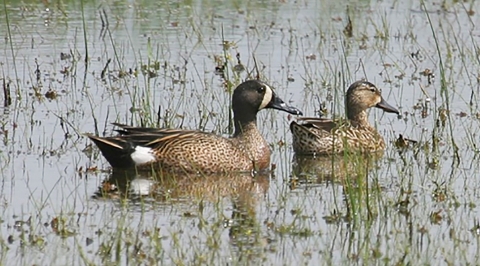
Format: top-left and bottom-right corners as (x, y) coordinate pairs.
(1, 0), (480, 264)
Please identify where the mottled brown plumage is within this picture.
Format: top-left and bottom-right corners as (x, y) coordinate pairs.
(87, 80), (302, 174)
(290, 81), (399, 155)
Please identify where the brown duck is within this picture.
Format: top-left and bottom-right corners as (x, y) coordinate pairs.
(88, 80), (302, 174)
(290, 81), (399, 155)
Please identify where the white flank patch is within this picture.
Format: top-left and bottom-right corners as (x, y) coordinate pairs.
(259, 85), (273, 110)
(130, 146), (156, 165)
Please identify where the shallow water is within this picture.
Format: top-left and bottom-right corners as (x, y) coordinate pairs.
(2, 0), (480, 265)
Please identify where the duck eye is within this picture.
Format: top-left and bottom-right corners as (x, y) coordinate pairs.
(370, 88), (376, 93)
(257, 86), (266, 93)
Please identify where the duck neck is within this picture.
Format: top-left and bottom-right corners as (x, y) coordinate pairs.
(233, 113), (257, 137)
(232, 112), (270, 171)
(347, 109), (371, 128)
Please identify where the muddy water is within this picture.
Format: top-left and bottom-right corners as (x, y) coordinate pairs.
(1, 0), (480, 264)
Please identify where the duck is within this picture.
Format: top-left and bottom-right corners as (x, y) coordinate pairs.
(87, 80), (302, 174)
(290, 80), (399, 155)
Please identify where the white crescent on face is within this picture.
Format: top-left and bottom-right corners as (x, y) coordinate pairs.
(258, 84), (273, 110)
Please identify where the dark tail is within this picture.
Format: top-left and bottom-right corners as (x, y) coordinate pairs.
(87, 135), (136, 168)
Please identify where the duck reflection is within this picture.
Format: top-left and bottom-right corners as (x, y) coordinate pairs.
(290, 152), (383, 189)
(93, 169), (270, 263)
(93, 169), (270, 203)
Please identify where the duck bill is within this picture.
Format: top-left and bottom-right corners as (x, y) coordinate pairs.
(376, 98), (399, 114)
(267, 93), (303, 115)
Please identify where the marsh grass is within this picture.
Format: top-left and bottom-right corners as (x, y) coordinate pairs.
(2, 0), (20, 104)
(422, 2), (460, 166)
(3, 0), (480, 265)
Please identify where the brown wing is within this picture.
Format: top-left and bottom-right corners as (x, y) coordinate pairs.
(295, 117), (338, 133)
(87, 124), (217, 169)
(109, 123), (201, 147)
(112, 123), (196, 136)
(290, 117), (346, 155)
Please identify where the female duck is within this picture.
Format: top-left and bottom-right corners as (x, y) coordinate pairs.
(290, 81), (399, 155)
(88, 80), (302, 174)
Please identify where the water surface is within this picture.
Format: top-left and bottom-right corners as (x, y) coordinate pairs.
(1, 0), (480, 264)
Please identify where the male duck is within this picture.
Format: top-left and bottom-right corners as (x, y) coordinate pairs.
(290, 81), (399, 155)
(88, 80), (302, 174)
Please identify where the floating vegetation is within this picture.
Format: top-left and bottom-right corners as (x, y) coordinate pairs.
(1, 0), (480, 265)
